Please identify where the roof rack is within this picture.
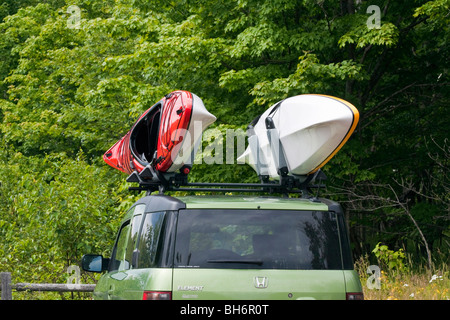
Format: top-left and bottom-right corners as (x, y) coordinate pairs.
(126, 164), (327, 198)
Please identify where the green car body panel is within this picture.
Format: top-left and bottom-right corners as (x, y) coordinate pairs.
(86, 195), (363, 300)
(94, 268), (173, 300)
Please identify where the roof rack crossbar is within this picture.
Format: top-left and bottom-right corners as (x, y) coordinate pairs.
(126, 164), (327, 197)
(174, 187), (300, 193)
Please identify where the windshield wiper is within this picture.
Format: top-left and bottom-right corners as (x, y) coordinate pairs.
(207, 259), (263, 265)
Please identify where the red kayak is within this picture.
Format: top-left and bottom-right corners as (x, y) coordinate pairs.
(103, 91), (216, 175)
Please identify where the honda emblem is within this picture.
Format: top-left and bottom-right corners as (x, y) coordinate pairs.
(254, 276), (268, 289)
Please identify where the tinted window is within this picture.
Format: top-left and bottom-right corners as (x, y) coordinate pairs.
(136, 211), (165, 268)
(109, 205), (145, 272)
(109, 222), (131, 272)
(174, 210), (342, 270)
(125, 214), (143, 264)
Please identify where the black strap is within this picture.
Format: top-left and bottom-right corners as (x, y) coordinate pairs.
(248, 99), (284, 130)
(267, 99), (284, 117)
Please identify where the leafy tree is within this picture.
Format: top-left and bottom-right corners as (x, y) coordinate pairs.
(0, 0), (448, 290)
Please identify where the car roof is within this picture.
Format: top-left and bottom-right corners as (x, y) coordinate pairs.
(177, 195), (329, 211)
(121, 194), (338, 223)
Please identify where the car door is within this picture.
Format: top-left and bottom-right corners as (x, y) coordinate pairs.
(115, 210), (169, 300)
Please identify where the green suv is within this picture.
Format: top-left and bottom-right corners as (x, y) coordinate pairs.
(82, 192), (363, 300)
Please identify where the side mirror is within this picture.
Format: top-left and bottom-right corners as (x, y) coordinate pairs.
(81, 254), (109, 273)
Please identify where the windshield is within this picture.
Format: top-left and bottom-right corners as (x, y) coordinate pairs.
(174, 209), (343, 270)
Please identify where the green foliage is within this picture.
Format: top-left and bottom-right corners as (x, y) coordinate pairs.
(0, 148), (134, 284)
(0, 0), (448, 296)
(372, 242), (407, 273)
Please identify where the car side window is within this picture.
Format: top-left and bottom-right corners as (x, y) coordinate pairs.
(125, 214), (143, 267)
(109, 221), (131, 272)
(109, 204), (146, 272)
(136, 211), (165, 268)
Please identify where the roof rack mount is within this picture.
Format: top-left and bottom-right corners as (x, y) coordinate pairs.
(126, 164), (327, 197)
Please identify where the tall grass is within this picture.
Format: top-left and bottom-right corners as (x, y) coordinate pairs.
(355, 254), (449, 300)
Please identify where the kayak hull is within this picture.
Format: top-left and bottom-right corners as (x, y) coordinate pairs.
(238, 94), (359, 178)
(103, 91), (216, 174)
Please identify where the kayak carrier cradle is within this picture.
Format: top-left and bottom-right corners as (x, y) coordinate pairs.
(126, 164), (327, 198)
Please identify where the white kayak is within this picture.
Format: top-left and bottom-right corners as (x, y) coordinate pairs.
(237, 94), (359, 179)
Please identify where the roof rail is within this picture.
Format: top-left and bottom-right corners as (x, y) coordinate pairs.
(126, 164), (327, 198)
